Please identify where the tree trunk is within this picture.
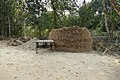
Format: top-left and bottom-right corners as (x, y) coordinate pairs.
(1, 13), (4, 37)
(8, 16), (11, 38)
(102, 0), (110, 37)
(1, 0), (5, 37)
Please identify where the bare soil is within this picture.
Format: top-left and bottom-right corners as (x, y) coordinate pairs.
(0, 40), (120, 80)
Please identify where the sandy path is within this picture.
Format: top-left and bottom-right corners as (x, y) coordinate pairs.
(0, 41), (120, 80)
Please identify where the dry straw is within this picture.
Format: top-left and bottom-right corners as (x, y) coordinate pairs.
(49, 26), (93, 52)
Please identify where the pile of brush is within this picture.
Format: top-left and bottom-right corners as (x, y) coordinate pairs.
(7, 37), (31, 46)
(49, 26), (93, 52)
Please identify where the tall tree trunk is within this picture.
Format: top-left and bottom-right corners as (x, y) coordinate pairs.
(8, 16), (11, 38)
(1, 0), (5, 37)
(1, 13), (4, 37)
(102, 0), (110, 37)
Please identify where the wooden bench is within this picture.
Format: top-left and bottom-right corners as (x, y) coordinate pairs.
(36, 40), (54, 54)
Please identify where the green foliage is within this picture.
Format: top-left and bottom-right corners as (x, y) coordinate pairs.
(77, 3), (95, 28)
(114, 30), (120, 37)
(0, 0), (120, 38)
(0, 0), (26, 37)
(91, 28), (107, 36)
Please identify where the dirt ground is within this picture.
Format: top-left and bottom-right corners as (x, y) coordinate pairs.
(0, 40), (120, 80)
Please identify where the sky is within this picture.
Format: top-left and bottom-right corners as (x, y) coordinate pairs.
(47, 0), (92, 11)
(77, 0), (92, 6)
(78, 0), (92, 3)
(64, 0), (92, 15)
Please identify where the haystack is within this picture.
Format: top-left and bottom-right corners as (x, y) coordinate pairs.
(49, 26), (93, 52)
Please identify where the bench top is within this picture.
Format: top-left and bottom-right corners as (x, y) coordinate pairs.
(36, 40), (54, 43)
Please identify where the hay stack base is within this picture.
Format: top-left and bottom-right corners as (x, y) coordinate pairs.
(49, 27), (93, 52)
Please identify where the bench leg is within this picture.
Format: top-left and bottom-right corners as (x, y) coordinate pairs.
(51, 43), (54, 52)
(36, 47), (38, 54)
(36, 42), (39, 54)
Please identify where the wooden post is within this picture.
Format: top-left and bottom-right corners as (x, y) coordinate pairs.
(52, 42), (54, 52)
(36, 42), (38, 54)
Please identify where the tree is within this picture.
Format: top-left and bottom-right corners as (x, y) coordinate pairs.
(110, 0), (120, 16)
(0, 0), (26, 38)
(1, 0), (119, 38)
(102, 0), (110, 36)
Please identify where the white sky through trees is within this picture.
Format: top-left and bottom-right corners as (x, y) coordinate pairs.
(77, 0), (92, 3)
(32, 0), (92, 16)
(65, 0), (92, 15)
(47, 0), (92, 11)
(76, 0), (92, 6)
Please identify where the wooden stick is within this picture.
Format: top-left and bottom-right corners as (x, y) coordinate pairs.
(102, 45), (119, 55)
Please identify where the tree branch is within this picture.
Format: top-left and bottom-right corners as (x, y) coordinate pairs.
(110, 0), (120, 16)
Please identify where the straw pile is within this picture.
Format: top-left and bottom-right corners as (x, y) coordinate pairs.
(49, 27), (93, 52)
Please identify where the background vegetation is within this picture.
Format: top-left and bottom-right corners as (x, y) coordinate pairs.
(0, 0), (120, 38)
